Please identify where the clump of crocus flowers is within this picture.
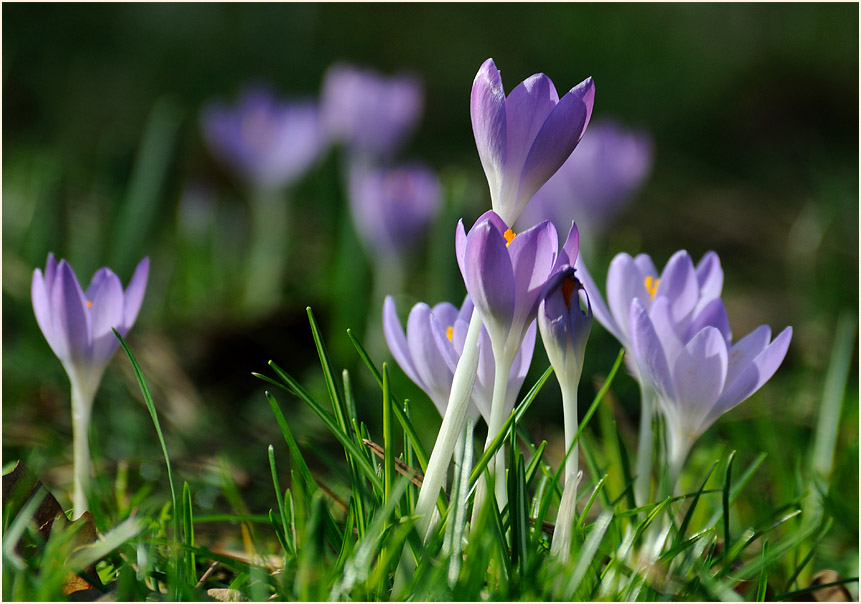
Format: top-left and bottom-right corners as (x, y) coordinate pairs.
(32, 254), (149, 518)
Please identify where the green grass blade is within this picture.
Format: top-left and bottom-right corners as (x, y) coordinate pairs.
(722, 450), (736, 571)
(183, 481), (195, 585)
(672, 460), (718, 550)
(343, 371), (368, 540)
(756, 540), (769, 601)
(306, 307), (349, 429)
(347, 328), (430, 472)
(774, 576), (859, 601)
(267, 445), (292, 555)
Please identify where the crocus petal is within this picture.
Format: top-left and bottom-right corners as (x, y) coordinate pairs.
(515, 77), (595, 215)
(470, 58), (507, 206)
(51, 261), (92, 365)
(407, 304), (454, 408)
(722, 324), (771, 389)
(463, 220), (515, 334)
(32, 268), (55, 353)
(430, 301), (459, 333)
(655, 250), (699, 325)
(714, 326), (792, 414)
(87, 269), (125, 364)
(554, 221), (580, 270)
(606, 253), (650, 343)
(573, 253), (622, 343)
(695, 251), (723, 308)
(382, 296), (425, 392)
(122, 257), (150, 334)
(507, 221), (558, 312)
(44, 253), (58, 289)
(671, 326), (728, 435)
(629, 299), (675, 400)
(648, 297), (685, 368)
(633, 253), (657, 279)
(686, 297), (732, 344)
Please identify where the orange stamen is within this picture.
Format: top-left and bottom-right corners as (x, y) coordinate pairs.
(446, 326), (454, 342)
(644, 276), (660, 299)
(503, 228), (516, 247)
(86, 300), (93, 308)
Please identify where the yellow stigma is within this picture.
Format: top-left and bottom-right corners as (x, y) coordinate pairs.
(503, 228), (517, 246)
(86, 300), (93, 308)
(644, 276), (660, 298)
(446, 326), (454, 342)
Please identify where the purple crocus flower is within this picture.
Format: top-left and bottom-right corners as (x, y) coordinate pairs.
(31, 253), (149, 517)
(201, 86), (325, 191)
(321, 63), (423, 157)
(349, 162), (441, 260)
(629, 296), (792, 474)
(538, 269), (593, 389)
(455, 209), (579, 366)
(382, 295), (536, 423)
(471, 58), (595, 226)
(517, 119), (653, 243)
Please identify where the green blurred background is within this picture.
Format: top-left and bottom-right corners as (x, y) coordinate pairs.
(3, 2), (858, 567)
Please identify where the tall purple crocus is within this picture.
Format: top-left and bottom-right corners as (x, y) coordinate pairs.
(349, 162), (441, 261)
(321, 63), (423, 158)
(382, 295), (536, 424)
(518, 119), (653, 248)
(32, 254), (149, 517)
(201, 86), (326, 192)
(471, 58), (595, 226)
(456, 209), (579, 510)
(629, 296), (792, 484)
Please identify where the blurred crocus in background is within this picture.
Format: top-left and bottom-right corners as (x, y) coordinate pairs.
(201, 85), (328, 314)
(31, 254), (149, 518)
(321, 63), (424, 159)
(518, 119), (653, 254)
(470, 58), (595, 226)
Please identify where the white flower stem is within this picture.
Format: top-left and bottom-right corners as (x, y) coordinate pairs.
(472, 345), (513, 523)
(70, 378), (97, 519)
(550, 375), (579, 562)
(393, 311), (483, 596)
(634, 385), (656, 508)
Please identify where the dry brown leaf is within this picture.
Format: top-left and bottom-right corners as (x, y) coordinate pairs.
(808, 570), (853, 602)
(207, 587), (251, 602)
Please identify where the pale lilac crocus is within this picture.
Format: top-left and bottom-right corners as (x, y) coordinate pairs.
(349, 162), (441, 261)
(575, 249), (723, 505)
(629, 296), (792, 485)
(201, 86), (326, 192)
(538, 268), (592, 562)
(321, 63), (423, 158)
(456, 209), (579, 510)
(471, 58), (595, 226)
(32, 254), (149, 517)
(517, 119), (653, 249)
(382, 295), (536, 425)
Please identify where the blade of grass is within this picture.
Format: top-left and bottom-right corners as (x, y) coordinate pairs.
(672, 461), (718, 550)
(267, 445), (293, 555)
(342, 371), (368, 540)
(183, 482), (196, 585)
(774, 577), (859, 601)
(756, 540), (769, 601)
(347, 328), (429, 472)
(721, 450), (736, 572)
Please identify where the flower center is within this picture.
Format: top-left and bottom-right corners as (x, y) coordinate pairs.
(446, 326), (454, 342)
(561, 275), (583, 310)
(503, 228), (516, 247)
(644, 276), (660, 299)
(86, 300), (93, 309)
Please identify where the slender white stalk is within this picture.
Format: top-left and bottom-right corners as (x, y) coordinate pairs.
(393, 312), (484, 596)
(70, 377), (97, 519)
(550, 375), (579, 562)
(634, 384), (656, 508)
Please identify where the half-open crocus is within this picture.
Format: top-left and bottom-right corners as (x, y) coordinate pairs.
(574, 249), (724, 505)
(538, 268), (592, 563)
(456, 209), (579, 510)
(517, 119), (653, 250)
(321, 63), (423, 158)
(32, 254), (149, 518)
(629, 296), (792, 488)
(201, 86), (326, 192)
(349, 162), (441, 261)
(471, 58), (595, 226)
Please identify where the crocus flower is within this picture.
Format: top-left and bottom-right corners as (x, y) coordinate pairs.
(349, 162), (441, 260)
(201, 86), (325, 192)
(32, 254), (149, 517)
(517, 119), (653, 246)
(629, 296), (792, 480)
(321, 63), (423, 157)
(382, 295), (536, 424)
(471, 58), (595, 226)
(538, 268), (592, 562)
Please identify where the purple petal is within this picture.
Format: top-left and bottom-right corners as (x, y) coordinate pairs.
(515, 77), (595, 215)
(503, 73), (559, 184)
(723, 325), (771, 389)
(382, 297), (425, 391)
(407, 304), (454, 409)
(629, 299), (675, 400)
(507, 220), (558, 308)
(44, 253), (58, 289)
(687, 297), (732, 344)
(554, 221), (580, 270)
(87, 269), (125, 364)
(574, 253), (622, 344)
(714, 326), (792, 414)
(606, 253), (650, 344)
(695, 251), (723, 305)
(647, 297), (685, 368)
(32, 268), (55, 353)
(633, 253), (657, 279)
(51, 261), (92, 364)
(505, 320), (537, 415)
(464, 219), (515, 333)
(430, 302), (459, 332)
(656, 250), (699, 324)
(470, 58), (507, 204)
(671, 326), (728, 434)
(121, 257), (149, 334)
